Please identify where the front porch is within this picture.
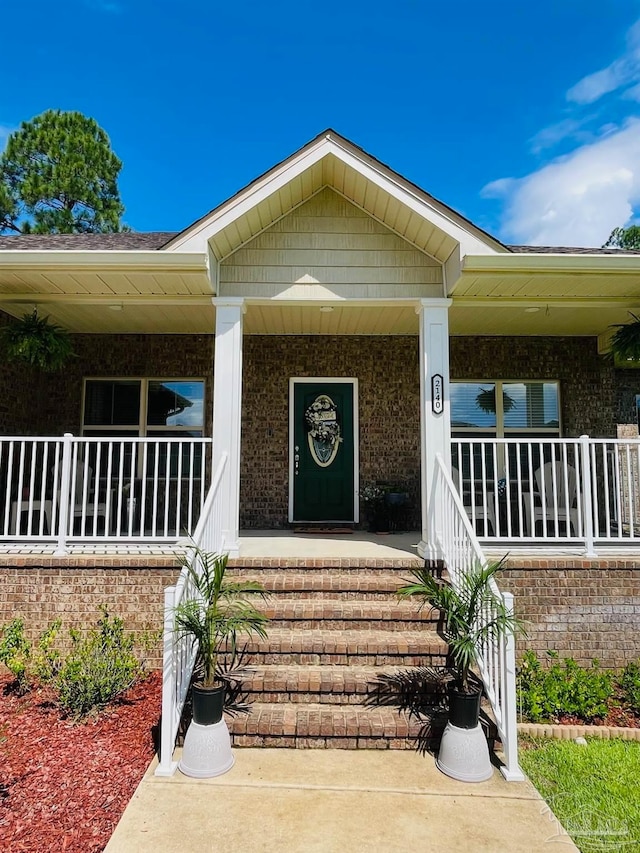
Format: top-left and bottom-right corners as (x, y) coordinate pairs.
(5, 431), (640, 557)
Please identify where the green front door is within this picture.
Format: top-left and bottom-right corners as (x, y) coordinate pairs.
(292, 381), (355, 522)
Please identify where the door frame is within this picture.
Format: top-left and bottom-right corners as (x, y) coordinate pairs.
(288, 377), (359, 523)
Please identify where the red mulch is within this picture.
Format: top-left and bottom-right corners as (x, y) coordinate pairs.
(0, 670), (161, 853)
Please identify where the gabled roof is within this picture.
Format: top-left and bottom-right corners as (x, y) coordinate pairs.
(162, 129), (508, 263)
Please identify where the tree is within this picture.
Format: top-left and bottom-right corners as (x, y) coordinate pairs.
(0, 110), (126, 234)
(603, 225), (640, 250)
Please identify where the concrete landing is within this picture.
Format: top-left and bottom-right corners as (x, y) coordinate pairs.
(105, 749), (578, 853)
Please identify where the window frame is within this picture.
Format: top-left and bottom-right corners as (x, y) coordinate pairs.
(451, 379), (562, 437)
(81, 377), (207, 437)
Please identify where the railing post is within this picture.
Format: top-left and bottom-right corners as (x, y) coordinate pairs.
(155, 584), (178, 777)
(54, 433), (73, 557)
(499, 592), (525, 781)
(580, 435), (597, 557)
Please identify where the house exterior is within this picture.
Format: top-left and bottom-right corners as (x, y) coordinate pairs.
(2, 129), (640, 556)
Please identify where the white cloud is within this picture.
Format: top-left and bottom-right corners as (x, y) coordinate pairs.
(529, 116), (594, 154)
(487, 18), (640, 246)
(567, 19), (640, 104)
(486, 119), (640, 247)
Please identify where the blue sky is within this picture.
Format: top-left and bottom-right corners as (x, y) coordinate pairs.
(2, 1), (640, 246)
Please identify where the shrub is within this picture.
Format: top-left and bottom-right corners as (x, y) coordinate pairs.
(56, 608), (144, 718)
(0, 619), (32, 693)
(0, 618), (62, 693)
(517, 650), (613, 723)
(620, 660), (640, 716)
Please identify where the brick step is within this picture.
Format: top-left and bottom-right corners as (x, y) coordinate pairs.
(229, 559), (423, 573)
(237, 628), (448, 666)
(262, 598), (438, 630)
(240, 663), (409, 704)
(229, 570), (415, 598)
(228, 702), (424, 749)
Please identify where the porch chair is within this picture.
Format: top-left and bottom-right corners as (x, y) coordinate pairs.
(58, 459), (109, 534)
(524, 461), (579, 537)
(451, 467), (497, 535)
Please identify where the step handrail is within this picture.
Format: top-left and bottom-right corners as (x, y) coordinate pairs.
(431, 453), (524, 781)
(155, 451), (228, 776)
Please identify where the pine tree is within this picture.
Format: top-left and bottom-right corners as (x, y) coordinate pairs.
(603, 225), (640, 250)
(0, 110), (125, 234)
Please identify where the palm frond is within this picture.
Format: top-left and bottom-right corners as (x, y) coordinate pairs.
(174, 546), (269, 688)
(397, 557), (524, 690)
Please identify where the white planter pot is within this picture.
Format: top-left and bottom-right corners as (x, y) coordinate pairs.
(178, 718), (235, 779)
(436, 720), (493, 783)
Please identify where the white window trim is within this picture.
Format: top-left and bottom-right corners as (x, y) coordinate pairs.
(81, 377), (206, 436)
(451, 379), (561, 437)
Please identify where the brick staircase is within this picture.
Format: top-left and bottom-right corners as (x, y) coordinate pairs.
(226, 557), (448, 749)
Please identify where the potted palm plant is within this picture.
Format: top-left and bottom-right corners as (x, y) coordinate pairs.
(398, 557), (523, 782)
(174, 548), (268, 778)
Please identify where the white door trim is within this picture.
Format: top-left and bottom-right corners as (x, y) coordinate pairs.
(288, 377), (359, 524)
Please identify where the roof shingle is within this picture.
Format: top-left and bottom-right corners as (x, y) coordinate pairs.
(0, 232), (177, 250)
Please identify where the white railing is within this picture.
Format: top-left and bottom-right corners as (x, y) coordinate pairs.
(0, 434), (212, 550)
(587, 439), (640, 544)
(155, 451), (228, 777)
(431, 453), (524, 781)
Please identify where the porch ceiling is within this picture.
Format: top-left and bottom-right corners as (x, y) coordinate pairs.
(0, 251), (213, 333)
(243, 302), (420, 335)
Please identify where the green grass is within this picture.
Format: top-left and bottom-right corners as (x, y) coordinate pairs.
(521, 738), (640, 852)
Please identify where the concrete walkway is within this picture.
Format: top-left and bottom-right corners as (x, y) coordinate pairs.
(105, 749), (578, 853)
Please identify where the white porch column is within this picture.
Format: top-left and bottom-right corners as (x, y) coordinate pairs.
(212, 297), (245, 557)
(417, 298), (452, 560)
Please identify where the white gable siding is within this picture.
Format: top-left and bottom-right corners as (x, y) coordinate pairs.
(219, 188), (443, 299)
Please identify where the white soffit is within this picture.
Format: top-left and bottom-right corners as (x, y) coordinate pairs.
(163, 132), (506, 263)
(0, 251), (211, 301)
(456, 253), (640, 300)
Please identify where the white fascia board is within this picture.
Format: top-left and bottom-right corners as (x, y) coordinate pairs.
(462, 253), (640, 275)
(168, 135), (503, 258)
(327, 141), (502, 257)
(165, 138), (332, 253)
(0, 250), (207, 272)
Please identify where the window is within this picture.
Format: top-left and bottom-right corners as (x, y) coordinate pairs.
(451, 380), (561, 487)
(451, 381), (560, 437)
(82, 379), (206, 477)
(82, 379), (205, 437)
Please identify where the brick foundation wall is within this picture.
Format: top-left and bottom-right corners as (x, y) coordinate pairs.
(0, 560), (180, 669)
(501, 562), (640, 669)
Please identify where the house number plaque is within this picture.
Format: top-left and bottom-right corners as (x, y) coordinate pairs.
(431, 374), (443, 415)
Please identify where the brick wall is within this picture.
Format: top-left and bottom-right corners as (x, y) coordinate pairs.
(0, 560), (180, 669)
(241, 336), (422, 528)
(501, 561), (640, 669)
(0, 321), (630, 527)
(450, 336), (616, 437)
(0, 318), (215, 436)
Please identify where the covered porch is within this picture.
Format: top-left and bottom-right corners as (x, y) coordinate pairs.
(3, 131), (640, 557)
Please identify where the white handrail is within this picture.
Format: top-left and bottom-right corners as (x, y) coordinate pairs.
(155, 451), (228, 777)
(432, 453), (524, 782)
(0, 435), (212, 549)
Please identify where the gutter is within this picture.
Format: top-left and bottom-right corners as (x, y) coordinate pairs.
(0, 250), (208, 272)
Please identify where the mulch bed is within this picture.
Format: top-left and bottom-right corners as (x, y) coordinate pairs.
(0, 670), (161, 853)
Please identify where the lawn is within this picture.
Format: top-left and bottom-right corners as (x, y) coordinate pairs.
(521, 738), (640, 853)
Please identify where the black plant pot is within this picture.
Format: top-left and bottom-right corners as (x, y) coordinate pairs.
(448, 685), (482, 730)
(192, 683), (225, 726)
